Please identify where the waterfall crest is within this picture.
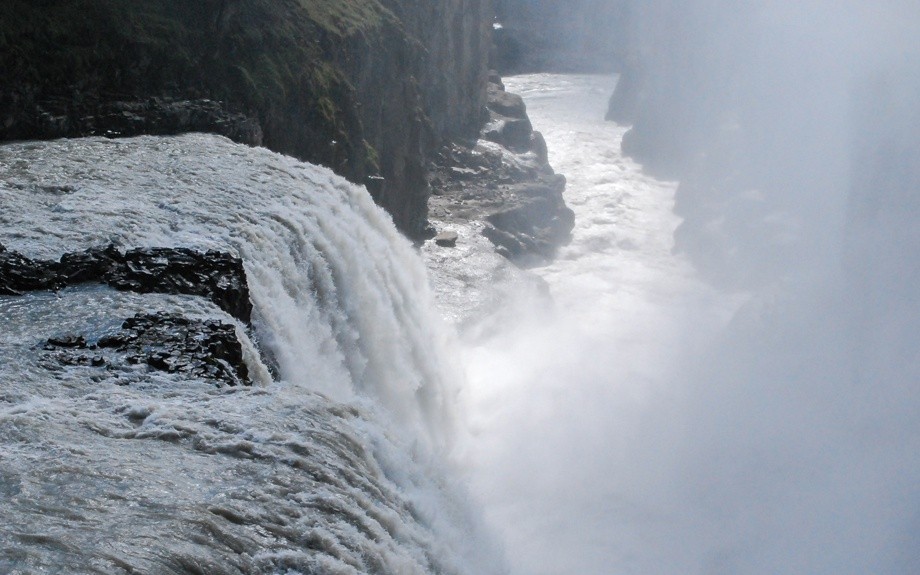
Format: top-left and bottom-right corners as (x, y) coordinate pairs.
(0, 134), (498, 574)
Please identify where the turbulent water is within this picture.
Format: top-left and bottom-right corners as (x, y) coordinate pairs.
(3, 75), (916, 575)
(427, 74), (920, 575)
(0, 135), (501, 575)
(426, 73), (738, 575)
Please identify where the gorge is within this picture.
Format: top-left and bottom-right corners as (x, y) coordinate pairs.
(2, 1), (920, 574)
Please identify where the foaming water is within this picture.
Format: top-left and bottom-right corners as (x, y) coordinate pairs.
(424, 74), (737, 575)
(423, 73), (733, 574)
(0, 135), (500, 574)
(431, 73), (919, 575)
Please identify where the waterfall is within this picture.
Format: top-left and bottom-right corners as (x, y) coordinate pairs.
(0, 134), (500, 574)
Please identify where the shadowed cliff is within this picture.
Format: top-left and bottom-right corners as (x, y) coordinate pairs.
(0, 0), (492, 237)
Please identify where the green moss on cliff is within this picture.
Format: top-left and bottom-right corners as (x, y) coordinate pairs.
(0, 0), (396, 180)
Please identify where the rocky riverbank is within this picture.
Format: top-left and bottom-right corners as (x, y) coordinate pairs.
(427, 73), (574, 265)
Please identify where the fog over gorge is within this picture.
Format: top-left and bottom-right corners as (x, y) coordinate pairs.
(465, 1), (919, 574)
(0, 1), (917, 573)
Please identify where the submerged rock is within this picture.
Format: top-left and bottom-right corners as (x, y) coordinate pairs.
(0, 244), (251, 322)
(43, 312), (250, 387)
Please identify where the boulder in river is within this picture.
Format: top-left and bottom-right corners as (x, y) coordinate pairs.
(435, 231), (460, 247)
(43, 311), (250, 387)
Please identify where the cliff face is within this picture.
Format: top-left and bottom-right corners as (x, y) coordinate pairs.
(0, 0), (492, 238)
(349, 0), (492, 235)
(492, 0), (628, 74)
(607, 1), (920, 287)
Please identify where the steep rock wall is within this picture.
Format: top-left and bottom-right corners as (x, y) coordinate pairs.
(0, 0), (492, 238)
(346, 0), (492, 235)
(492, 0), (628, 73)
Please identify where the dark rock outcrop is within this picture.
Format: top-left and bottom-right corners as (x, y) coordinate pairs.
(482, 81), (535, 152)
(43, 312), (250, 387)
(481, 176), (574, 262)
(0, 244), (251, 322)
(428, 75), (575, 266)
(0, 244), (64, 294)
(11, 96), (264, 144)
(107, 248), (252, 324)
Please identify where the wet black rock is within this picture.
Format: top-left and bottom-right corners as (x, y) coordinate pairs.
(0, 243), (64, 294)
(44, 312), (250, 387)
(56, 244), (125, 284)
(45, 334), (88, 349)
(0, 244), (251, 322)
(106, 248), (252, 323)
(427, 75), (575, 266)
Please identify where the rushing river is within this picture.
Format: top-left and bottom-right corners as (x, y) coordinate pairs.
(1, 73), (916, 574)
(427, 74), (919, 575)
(426, 73), (738, 575)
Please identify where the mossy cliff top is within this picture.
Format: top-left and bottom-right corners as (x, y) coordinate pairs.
(1, 0), (492, 236)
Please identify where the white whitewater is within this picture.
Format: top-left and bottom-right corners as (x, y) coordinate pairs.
(424, 74), (738, 575)
(419, 73), (706, 574)
(456, 75), (735, 575)
(0, 135), (501, 574)
(428, 74), (919, 575)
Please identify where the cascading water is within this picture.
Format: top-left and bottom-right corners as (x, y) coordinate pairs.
(3, 72), (915, 575)
(0, 134), (502, 574)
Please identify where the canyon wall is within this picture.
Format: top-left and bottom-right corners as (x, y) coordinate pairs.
(0, 0), (493, 237)
(608, 0), (920, 287)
